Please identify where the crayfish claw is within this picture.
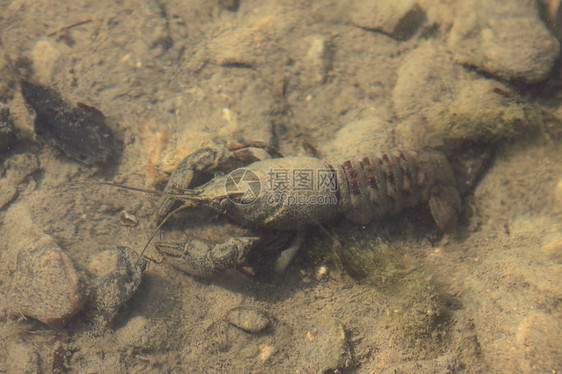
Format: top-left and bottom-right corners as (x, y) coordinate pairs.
(156, 237), (260, 278)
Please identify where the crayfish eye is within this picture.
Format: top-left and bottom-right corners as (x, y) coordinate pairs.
(218, 198), (230, 209)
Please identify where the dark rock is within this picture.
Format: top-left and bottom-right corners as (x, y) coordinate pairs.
(20, 80), (117, 165)
(86, 247), (147, 329)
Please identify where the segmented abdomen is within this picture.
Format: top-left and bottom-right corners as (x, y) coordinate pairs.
(334, 149), (454, 224)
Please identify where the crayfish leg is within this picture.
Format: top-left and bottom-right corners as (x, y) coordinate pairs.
(273, 231), (306, 274)
(428, 184), (462, 233)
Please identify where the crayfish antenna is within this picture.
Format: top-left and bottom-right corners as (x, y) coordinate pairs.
(96, 181), (162, 196)
(135, 204), (196, 267)
(166, 189), (206, 201)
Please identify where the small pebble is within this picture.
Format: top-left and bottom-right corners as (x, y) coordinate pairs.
(258, 345), (276, 362)
(119, 210), (138, 227)
(7, 234), (86, 326)
(295, 35), (331, 86)
(226, 307), (270, 333)
(303, 319), (352, 373)
(316, 265), (329, 281)
(87, 247), (147, 330)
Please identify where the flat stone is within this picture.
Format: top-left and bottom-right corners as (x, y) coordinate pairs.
(7, 234), (86, 327)
(226, 307), (270, 333)
(303, 319), (352, 373)
(350, 0), (426, 40)
(447, 0), (560, 83)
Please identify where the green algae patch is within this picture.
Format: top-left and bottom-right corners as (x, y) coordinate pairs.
(335, 232), (452, 355)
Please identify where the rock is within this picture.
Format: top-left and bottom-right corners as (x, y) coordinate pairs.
(226, 307), (270, 333)
(392, 42), (466, 119)
(7, 233), (86, 326)
(303, 319), (352, 373)
(208, 26), (266, 68)
(119, 210), (138, 227)
(393, 42), (546, 148)
(320, 115), (394, 160)
(205, 14), (289, 68)
(350, 0), (426, 40)
(86, 247), (147, 329)
(392, 42), (468, 147)
(257, 345), (276, 362)
(426, 79), (544, 146)
(0, 103), (15, 152)
(20, 80), (117, 165)
(464, 250), (562, 373)
(294, 35), (332, 87)
(447, 0), (560, 83)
